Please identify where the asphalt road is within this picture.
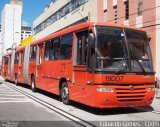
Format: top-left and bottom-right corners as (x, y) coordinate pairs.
(0, 80), (160, 127)
(0, 83), (80, 127)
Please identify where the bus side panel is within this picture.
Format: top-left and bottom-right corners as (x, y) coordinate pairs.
(36, 61), (49, 91)
(48, 60), (73, 95)
(14, 63), (18, 81)
(1, 57), (4, 77)
(28, 61), (36, 85)
(6, 55), (11, 80)
(18, 63), (24, 84)
(46, 61), (62, 95)
(69, 69), (95, 105)
(2, 67), (6, 79)
(2, 57), (6, 78)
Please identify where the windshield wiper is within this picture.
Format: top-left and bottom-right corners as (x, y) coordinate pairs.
(116, 39), (128, 74)
(135, 59), (146, 75)
(116, 56), (127, 74)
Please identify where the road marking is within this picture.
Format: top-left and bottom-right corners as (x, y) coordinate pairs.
(0, 92), (21, 94)
(0, 100), (31, 103)
(0, 83), (31, 103)
(0, 92), (22, 94)
(0, 95), (25, 97)
(6, 82), (96, 127)
(151, 111), (160, 114)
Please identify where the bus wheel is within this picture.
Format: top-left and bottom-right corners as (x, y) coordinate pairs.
(61, 82), (70, 105)
(31, 76), (36, 92)
(15, 74), (19, 86)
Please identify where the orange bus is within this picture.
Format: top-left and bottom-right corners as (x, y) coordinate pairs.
(2, 53), (11, 80)
(2, 22), (155, 108)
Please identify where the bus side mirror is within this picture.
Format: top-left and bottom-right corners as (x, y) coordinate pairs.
(88, 33), (95, 49)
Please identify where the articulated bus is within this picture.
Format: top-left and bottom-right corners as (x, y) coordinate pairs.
(2, 22), (155, 108)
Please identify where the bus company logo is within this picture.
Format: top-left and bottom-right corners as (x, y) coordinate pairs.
(130, 85), (135, 91)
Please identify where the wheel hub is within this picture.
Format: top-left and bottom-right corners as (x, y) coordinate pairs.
(63, 87), (68, 99)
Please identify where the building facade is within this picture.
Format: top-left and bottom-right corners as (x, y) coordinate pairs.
(1, 0), (22, 58)
(106, 0), (160, 79)
(33, 0), (160, 78)
(21, 26), (32, 40)
(33, 0), (106, 40)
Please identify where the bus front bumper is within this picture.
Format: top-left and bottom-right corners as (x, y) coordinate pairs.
(91, 86), (155, 108)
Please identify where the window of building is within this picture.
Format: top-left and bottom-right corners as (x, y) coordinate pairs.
(26, 31), (31, 34)
(30, 45), (37, 61)
(33, 0), (88, 34)
(76, 31), (88, 65)
(60, 34), (73, 60)
(14, 52), (19, 64)
(64, 4), (71, 15)
(51, 15), (57, 23)
(138, 0), (143, 16)
(71, 0), (80, 9)
(113, 5), (117, 23)
(125, 0), (129, 20)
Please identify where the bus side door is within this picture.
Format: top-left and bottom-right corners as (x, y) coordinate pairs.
(18, 50), (24, 83)
(71, 31), (88, 102)
(36, 43), (48, 90)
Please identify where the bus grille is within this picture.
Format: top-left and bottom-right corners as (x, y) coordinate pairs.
(115, 84), (152, 102)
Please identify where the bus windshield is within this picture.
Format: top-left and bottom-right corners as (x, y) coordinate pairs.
(95, 26), (153, 74)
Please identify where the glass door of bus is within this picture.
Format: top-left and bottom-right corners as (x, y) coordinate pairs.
(72, 31), (89, 101)
(36, 43), (46, 89)
(18, 50), (24, 83)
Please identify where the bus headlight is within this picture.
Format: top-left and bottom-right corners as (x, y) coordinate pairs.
(96, 88), (114, 92)
(148, 88), (155, 91)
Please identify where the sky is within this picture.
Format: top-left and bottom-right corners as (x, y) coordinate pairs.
(0, 0), (51, 27)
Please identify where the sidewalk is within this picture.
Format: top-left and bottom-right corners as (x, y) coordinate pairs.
(155, 88), (160, 99)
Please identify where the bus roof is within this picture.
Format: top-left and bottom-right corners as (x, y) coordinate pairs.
(15, 46), (25, 52)
(31, 22), (145, 46)
(2, 22), (146, 56)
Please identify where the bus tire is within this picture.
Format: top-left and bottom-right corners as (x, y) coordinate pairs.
(15, 74), (19, 86)
(61, 82), (70, 105)
(31, 76), (36, 92)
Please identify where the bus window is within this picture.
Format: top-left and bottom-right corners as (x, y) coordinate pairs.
(44, 41), (51, 61)
(14, 52), (19, 64)
(30, 45), (37, 61)
(38, 44), (43, 64)
(49, 40), (54, 60)
(5, 57), (9, 65)
(76, 31), (88, 65)
(51, 38), (60, 60)
(45, 38), (60, 61)
(60, 34), (73, 60)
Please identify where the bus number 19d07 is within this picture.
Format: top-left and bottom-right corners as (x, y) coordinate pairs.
(106, 76), (124, 82)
